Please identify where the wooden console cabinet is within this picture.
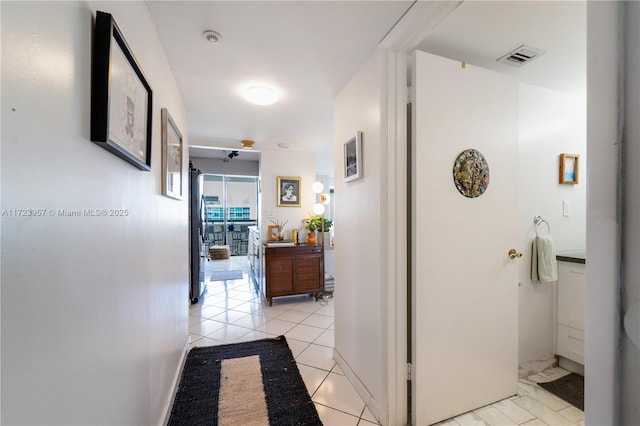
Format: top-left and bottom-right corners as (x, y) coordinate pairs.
(263, 244), (324, 306)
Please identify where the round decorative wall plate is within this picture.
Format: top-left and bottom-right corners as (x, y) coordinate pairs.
(453, 149), (490, 198)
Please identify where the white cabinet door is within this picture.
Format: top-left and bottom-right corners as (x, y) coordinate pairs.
(557, 261), (586, 364)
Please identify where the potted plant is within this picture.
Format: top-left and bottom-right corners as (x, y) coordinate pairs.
(303, 215), (333, 245)
(303, 215), (321, 244)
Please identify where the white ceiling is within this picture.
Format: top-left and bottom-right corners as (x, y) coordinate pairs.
(147, 1), (586, 176)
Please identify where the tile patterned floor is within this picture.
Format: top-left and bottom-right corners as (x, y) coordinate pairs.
(188, 255), (584, 426)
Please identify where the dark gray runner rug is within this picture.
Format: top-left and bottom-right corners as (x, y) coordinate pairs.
(538, 373), (584, 411)
(210, 269), (243, 281)
(168, 336), (322, 426)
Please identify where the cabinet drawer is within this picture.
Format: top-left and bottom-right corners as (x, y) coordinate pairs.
(557, 324), (584, 365)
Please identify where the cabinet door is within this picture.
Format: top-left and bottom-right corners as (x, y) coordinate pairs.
(267, 257), (293, 295)
(557, 262), (586, 331)
(294, 253), (323, 292)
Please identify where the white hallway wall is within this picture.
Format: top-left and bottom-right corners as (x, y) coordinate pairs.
(622, 1), (640, 423)
(259, 148), (316, 243)
(585, 2), (621, 424)
(1, 2), (188, 424)
(333, 50), (387, 421)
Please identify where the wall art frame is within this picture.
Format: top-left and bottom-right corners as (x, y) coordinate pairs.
(344, 131), (363, 182)
(277, 176), (302, 207)
(559, 153), (579, 184)
(90, 10), (153, 171)
(161, 108), (183, 200)
(268, 225), (279, 241)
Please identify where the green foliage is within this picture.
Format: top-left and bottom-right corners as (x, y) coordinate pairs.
(303, 215), (333, 232)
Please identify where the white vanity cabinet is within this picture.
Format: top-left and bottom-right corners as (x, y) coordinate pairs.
(556, 253), (586, 367)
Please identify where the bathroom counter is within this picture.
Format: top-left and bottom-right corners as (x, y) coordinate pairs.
(556, 250), (586, 264)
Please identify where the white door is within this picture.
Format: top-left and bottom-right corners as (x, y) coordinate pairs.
(412, 51), (519, 425)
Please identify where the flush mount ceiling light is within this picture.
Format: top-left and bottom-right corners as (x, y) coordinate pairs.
(241, 139), (255, 149)
(243, 85), (279, 105)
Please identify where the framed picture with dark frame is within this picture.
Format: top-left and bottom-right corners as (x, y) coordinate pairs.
(559, 153), (579, 184)
(161, 108), (183, 200)
(277, 176), (301, 207)
(344, 131), (363, 182)
(91, 10), (153, 171)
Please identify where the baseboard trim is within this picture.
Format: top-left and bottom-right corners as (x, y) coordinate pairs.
(332, 348), (381, 424)
(160, 338), (190, 426)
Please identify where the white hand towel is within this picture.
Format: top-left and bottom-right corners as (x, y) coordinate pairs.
(531, 236), (558, 282)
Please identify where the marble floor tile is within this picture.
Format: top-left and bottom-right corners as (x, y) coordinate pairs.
(291, 301), (324, 314)
(513, 396), (577, 426)
(313, 372), (365, 417)
(314, 403), (360, 426)
(558, 406), (585, 423)
(313, 328), (334, 347)
(331, 363), (345, 376)
(454, 412), (489, 425)
(210, 309), (249, 324)
(204, 323), (252, 343)
(228, 301), (263, 314)
(188, 319), (226, 336)
(518, 379), (572, 411)
(275, 309), (312, 324)
(475, 405), (519, 425)
(296, 343), (336, 371)
(521, 420), (548, 425)
(361, 406), (377, 423)
(231, 313), (269, 329)
(256, 318), (297, 335)
(301, 313), (334, 329)
(287, 338), (311, 357)
(189, 335), (225, 349)
(492, 398), (536, 424)
(235, 330), (274, 342)
(536, 367), (571, 382)
(285, 324), (326, 343)
(298, 364), (330, 396)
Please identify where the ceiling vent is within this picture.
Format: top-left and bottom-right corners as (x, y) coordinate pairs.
(497, 45), (546, 67)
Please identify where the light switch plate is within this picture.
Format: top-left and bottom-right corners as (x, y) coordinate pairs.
(563, 200), (570, 217)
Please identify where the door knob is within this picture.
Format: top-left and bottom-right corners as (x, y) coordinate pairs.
(508, 249), (523, 260)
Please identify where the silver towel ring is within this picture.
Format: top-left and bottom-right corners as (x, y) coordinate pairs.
(534, 216), (551, 236)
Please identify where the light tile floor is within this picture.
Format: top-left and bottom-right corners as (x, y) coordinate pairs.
(189, 255), (584, 426)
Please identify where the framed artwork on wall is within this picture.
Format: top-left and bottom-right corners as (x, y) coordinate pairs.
(90, 11), (153, 171)
(277, 176), (301, 207)
(161, 108), (183, 200)
(559, 153), (579, 184)
(344, 131), (363, 182)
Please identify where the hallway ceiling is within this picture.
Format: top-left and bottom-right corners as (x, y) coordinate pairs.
(147, 1), (586, 176)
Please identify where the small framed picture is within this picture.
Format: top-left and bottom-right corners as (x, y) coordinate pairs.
(90, 11), (152, 171)
(268, 225), (279, 241)
(559, 153), (579, 184)
(277, 176), (301, 207)
(161, 108), (183, 200)
(344, 131), (363, 182)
